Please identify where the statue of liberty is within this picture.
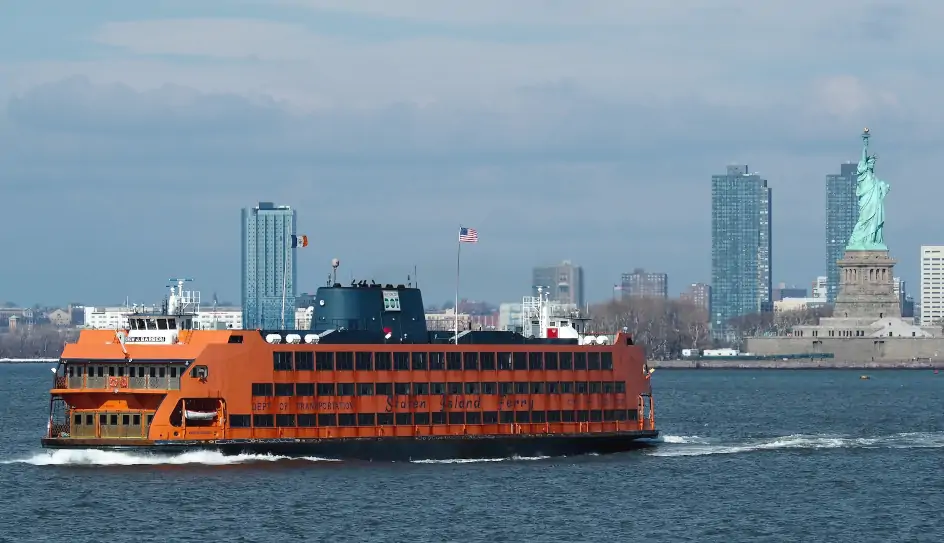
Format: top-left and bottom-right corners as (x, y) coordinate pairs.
(846, 128), (890, 251)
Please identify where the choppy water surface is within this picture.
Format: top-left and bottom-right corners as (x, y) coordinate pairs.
(1, 365), (942, 542)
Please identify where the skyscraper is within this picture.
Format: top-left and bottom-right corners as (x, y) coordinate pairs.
(620, 268), (668, 299)
(710, 165), (772, 338)
(241, 202), (298, 329)
(532, 261), (584, 307)
(825, 162), (859, 302)
(920, 245), (944, 326)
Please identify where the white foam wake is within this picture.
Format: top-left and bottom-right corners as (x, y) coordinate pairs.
(649, 431), (944, 457)
(411, 455), (551, 464)
(0, 449), (340, 466)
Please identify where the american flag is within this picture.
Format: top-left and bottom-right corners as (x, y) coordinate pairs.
(459, 227), (478, 243)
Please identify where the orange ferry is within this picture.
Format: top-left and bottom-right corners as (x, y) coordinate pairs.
(43, 280), (657, 460)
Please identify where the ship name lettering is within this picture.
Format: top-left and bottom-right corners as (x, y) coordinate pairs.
(443, 398), (480, 410)
(252, 402), (270, 410)
(385, 396), (427, 412)
(499, 399), (532, 410)
(278, 402), (289, 411)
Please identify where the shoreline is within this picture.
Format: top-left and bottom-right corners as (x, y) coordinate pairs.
(651, 359), (944, 370)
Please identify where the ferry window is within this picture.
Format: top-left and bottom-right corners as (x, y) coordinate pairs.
(428, 352), (445, 370)
(544, 352), (559, 370)
(149, 367), (156, 378)
(574, 352), (588, 370)
(100, 414), (107, 425)
(431, 382), (445, 395)
(377, 413), (394, 426)
(168, 319), (177, 330)
(466, 412), (482, 424)
(357, 414), (375, 426)
(411, 352), (427, 370)
(530, 382), (544, 394)
(499, 411), (513, 423)
(85, 414), (93, 425)
(147, 414), (154, 425)
(276, 415), (295, 427)
(395, 383), (410, 395)
(514, 382), (528, 394)
(446, 352), (461, 370)
(252, 383), (274, 396)
(68, 366), (74, 377)
(561, 381), (574, 393)
(296, 383), (315, 396)
(627, 409), (638, 420)
(601, 352), (613, 370)
(394, 352), (410, 371)
(497, 352), (512, 370)
(588, 352), (601, 370)
(532, 411), (546, 423)
(157, 319), (168, 330)
(97, 367), (104, 377)
(547, 381), (560, 394)
(514, 411), (530, 423)
(298, 414), (316, 427)
(448, 412), (465, 425)
(603, 410), (617, 422)
(603, 382), (614, 393)
(483, 411), (498, 424)
(227, 335), (243, 344)
(110, 415), (119, 425)
(615, 381), (626, 393)
(590, 410), (603, 422)
(479, 352), (496, 370)
(190, 365), (208, 379)
(590, 382), (602, 394)
(464, 382), (480, 394)
(338, 383), (355, 396)
(253, 414), (274, 427)
(118, 366), (125, 377)
(376, 383), (393, 396)
(230, 415), (251, 427)
(336, 352), (354, 371)
(499, 382), (513, 395)
(317, 383), (335, 396)
(463, 352), (478, 370)
(432, 413), (445, 424)
(295, 352), (315, 371)
(73, 414), (81, 425)
(447, 382), (461, 394)
(355, 352), (372, 371)
(412, 382), (429, 395)
(562, 410), (575, 423)
(395, 413), (412, 425)
(547, 410), (562, 423)
(338, 414), (356, 426)
(133, 414), (141, 425)
(414, 413), (430, 425)
(528, 353), (543, 370)
(109, 367), (115, 377)
(357, 383), (374, 396)
(170, 367), (177, 378)
(576, 410), (589, 422)
(374, 352), (392, 371)
(138, 367), (145, 378)
(275, 383), (294, 396)
(512, 352), (527, 370)
(315, 352), (334, 371)
(159, 368), (166, 378)
(318, 414), (337, 426)
(575, 381), (588, 394)
(482, 382), (496, 395)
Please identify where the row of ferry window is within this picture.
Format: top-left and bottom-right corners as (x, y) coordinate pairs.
(252, 380), (627, 397)
(72, 413), (155, 426)
(230, 409), (637, 428)
(67, 365), (180, 378)
(272, 351), (614, 372)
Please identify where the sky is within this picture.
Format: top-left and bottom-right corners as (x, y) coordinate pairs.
(2, 0), (942, 308)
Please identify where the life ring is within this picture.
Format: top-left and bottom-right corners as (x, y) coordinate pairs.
(107, 376), (119, 388)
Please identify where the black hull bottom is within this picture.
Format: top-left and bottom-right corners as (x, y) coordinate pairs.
(42, 431), (660, 462)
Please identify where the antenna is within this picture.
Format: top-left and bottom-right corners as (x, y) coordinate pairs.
(414, 265), (418, 288)
(331, 258), (340, 284)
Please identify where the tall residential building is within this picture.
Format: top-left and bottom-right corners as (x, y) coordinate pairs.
(825, 162), (859, 302)
(811, 276), (828, 301)
(710, 165), (772, 338)
(532, 261), (585, 307)
(681, 283), (711, 312)
(241, 202), (298, 329)
(620, 268), (668, 299)
(920, 246), (944, 326)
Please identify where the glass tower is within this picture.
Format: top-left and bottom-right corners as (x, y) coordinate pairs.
(825, 163), (859, 302)
(710, 165), (772, 339)
(241, 202), (297, 329)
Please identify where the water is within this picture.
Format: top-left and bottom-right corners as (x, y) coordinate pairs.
(1, 365), (942, 542)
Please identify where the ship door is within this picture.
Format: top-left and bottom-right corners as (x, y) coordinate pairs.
(639, 394), (652, 430)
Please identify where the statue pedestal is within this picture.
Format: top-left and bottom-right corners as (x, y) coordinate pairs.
(833, 250), (900, 320)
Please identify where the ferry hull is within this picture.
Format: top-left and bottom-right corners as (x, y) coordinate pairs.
(41, 430), (659, 461)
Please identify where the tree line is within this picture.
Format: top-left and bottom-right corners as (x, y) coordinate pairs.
(0, 327), (80, 358)
(589, 298), (830, 360)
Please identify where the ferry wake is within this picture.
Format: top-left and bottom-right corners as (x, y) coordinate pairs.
(42, 273), (658, 461)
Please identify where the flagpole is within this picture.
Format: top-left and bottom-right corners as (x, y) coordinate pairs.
(455, 225), (461, 345)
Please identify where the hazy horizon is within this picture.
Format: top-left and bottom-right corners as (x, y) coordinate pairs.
(3, 1), (942, 308)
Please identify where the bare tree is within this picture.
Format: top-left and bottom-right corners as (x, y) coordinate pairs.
(591, 298), (711, 360)
(0, 327), (80, 358)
